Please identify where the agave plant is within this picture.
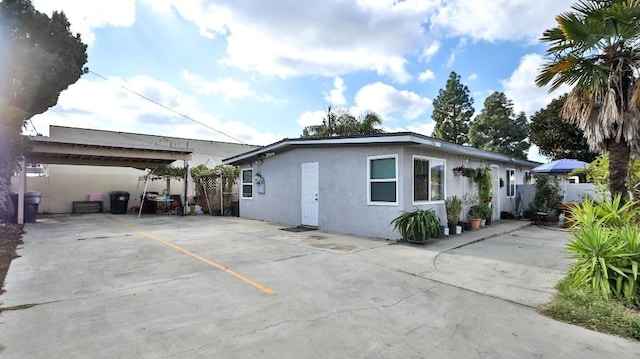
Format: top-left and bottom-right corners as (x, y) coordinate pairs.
(566, 226), (624, 298)
(567, 198), (640, 306)
(390, 208), (441, 245)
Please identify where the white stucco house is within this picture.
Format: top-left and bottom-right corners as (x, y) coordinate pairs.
(223, 132), (540, 240)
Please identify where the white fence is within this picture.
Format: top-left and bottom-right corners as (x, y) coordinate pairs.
(517, 182), (602, 214)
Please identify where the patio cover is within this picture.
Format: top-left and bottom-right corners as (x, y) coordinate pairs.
(14, 135), (194, 224)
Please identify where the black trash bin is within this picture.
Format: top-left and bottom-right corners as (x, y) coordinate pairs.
(10, 192), (42, 223)
(109, 191), (130, 214)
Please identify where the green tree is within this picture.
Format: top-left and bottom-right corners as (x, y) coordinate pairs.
(530, 94), (599, 162)
(535, 0), (640, 202)
(0, 0), (87, 219)
(431, 71), (474, 145)
(302, 106), (384, 137)
(469, 92), (530, 159)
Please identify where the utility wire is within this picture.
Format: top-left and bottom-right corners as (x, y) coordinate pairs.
(28, 118), (41, 135)
(87, 69), (248, 144)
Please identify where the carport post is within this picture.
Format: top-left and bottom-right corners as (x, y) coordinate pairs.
(183, 161), (189, 215)
(17, 161), (26, 225)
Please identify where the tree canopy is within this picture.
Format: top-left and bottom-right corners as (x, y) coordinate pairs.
(0, 0), (88, 219)
(431, 71), (474, 145)
(469, 92), (530, 159)
(536, 0), (640, 201)
(529, 94), (598, 162)
(302, 106), (384, 137)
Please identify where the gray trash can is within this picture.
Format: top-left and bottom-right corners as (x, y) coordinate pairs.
(109, 191), (130, 214)
(10, 192), (42, 223)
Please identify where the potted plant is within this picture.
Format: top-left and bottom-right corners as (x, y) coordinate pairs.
(390, 208), (441, 245)
(462, 193), (479, 230)
(444, 195), (462, 234)
(254, 172), (265, 194)
(468, 204), (483, 230)
(452, 166), (465, 177)
(481, 203), (493, 225)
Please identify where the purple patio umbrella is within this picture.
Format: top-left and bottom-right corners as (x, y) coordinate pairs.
(530, 159), (589, 202)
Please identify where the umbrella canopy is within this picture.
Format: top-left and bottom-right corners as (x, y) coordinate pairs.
(530, 159), (588, 174)
(530, 158), (589, 203)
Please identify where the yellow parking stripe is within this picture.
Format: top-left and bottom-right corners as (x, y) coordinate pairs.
(105, 214), (275, 296)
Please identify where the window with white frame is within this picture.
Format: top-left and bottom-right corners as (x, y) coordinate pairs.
(506, 168), (516, 197)
(368, 154), (398, 205)
(241, 168), (253, 199)
(413, 156), (445, 203)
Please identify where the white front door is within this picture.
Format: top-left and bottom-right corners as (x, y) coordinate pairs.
(301, 162), (319, 227)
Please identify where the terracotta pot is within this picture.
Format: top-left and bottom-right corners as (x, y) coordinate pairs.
(469, 218), (481, 230)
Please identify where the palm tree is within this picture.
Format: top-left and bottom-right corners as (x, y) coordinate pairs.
(535, 0), (640, 202)
(358, 111), (384, 135)
(302, 107), (384, 137)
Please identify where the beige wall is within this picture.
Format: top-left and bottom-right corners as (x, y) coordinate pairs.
(12, 126), (258, 213)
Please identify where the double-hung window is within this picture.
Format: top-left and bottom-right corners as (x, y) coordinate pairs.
(368, 154), (398, 205)
(413, 156), (445, 203)
(241, 168), (253, 199)
(506, 168), (516, 198)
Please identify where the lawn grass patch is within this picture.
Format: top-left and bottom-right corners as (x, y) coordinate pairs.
(539, 278), (640, 341)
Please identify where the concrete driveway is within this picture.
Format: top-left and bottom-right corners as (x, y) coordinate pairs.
(1, 214), (638, 358)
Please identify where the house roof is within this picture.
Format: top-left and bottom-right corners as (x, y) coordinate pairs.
(222, 132), (541, 167)
(26, 135), (193, 169)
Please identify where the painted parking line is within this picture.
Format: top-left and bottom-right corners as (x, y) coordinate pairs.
(105, 214), (275, 296)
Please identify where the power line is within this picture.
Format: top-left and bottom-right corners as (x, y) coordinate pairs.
(28, 118), (41, 135)
(87, 69), (248, 144)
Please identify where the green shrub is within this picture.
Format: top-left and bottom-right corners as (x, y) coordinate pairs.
(468, 204), (483, 219)
(445, 196), (462, 226)
(566, 194), (640, 306)
(529, 174), (561, 215)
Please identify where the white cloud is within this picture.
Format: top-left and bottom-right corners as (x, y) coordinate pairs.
(467, 73), (478, 81)
(29, 76), (280, 145)
(446, 52), (456, 68)
(33, 0), (136, 44)
(182, 71), (284, 104)
(430, 0), (575, 43)
(406, 122), (436, 137)
(354, 82), (431, 121)
(296, 110), (327, 127)
(182, 71), (251, 100)
(152, 0), (437, 82)
(324, 77), (347, 106)
(418, 70), (436, 83)
(421, 41), (441, 63)
(501, 53), (572, 116)
(527, 144), (549, 163)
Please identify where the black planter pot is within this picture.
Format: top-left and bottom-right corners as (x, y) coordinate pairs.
(224, 206), (233, 216)
(406, 235), (429, 245)
(448, 223), (458, 234)
(486, 217), (492, 225)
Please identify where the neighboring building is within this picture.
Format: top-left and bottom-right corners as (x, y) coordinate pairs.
(11, 126), (258, 214)
(223, 132), (540, 240)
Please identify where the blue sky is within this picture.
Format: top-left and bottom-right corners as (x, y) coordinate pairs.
(28, 0), (575, 161)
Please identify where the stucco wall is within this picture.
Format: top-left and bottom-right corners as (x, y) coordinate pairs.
(238, 144), (535, 240)
(239, 145), (407, 239)
(12, 126), (257, 213)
